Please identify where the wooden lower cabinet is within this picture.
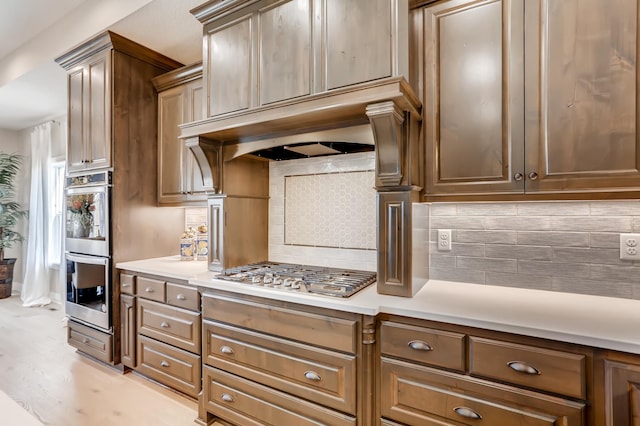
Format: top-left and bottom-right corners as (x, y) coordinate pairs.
(67, 319), (113, 364)
(120, 294), (136, 368)
(605, 359), (640, 426)
(381, 357), (584, 425)
(200, 290), (375, 425)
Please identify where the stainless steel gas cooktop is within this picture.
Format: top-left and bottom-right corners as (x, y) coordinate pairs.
(215, 261), (376, 298)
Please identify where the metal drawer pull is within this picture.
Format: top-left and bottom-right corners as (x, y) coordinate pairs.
(160, 360), (170, 368)
(221, 393), (234, 403)
(176, 294), (186, 300)
(507, 361), (540, 375)
(82, 338), (90, 344)
(122, 283), (130, 287)
(528, 171), (539, 180)
(513, 172), (524, 181)
(220, 346), (234, 355)
(145, 287), (154, 293)
(408, 340), (433, 351)
(160, 321), (170, 328)
(304, 371), (322, 381)
(453, 406), (482, 420)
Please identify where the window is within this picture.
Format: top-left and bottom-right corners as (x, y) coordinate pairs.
(47, 160), (65, 267)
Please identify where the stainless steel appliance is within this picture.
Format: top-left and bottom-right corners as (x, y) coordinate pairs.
(216, 261), (376, 297)
(64, 171), (112, 331)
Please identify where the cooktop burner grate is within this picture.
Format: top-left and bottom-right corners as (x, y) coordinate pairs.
(215, 261), (376, 298)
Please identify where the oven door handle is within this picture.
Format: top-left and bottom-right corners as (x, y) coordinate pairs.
(66, 253), (108, 266)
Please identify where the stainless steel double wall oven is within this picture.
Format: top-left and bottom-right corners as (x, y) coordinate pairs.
(64, 171), (112, 331)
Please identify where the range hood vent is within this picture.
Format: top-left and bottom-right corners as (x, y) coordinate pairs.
(253, 141), (374, 161)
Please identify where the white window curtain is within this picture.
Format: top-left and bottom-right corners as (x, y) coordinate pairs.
(21, 122), (54, 307)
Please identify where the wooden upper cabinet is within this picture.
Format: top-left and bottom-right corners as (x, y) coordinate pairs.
(524, 0), (640, 193)
(423, 0), (524, 196)
(194, 0), (407, 118)
(153, 63), (209, 205)
(65, 49), (111, 173)
(326, 0), (393, 89)
(422, 0), (640, 198)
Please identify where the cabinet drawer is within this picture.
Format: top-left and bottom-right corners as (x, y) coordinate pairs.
(380, 320), (465, 372)
(136, 276), (166, 302)
(203, 320), (356, 414)
(120, 273), (136, 295)
(67, 320), (113, 363)
(137, 335), (201, 398)
(203, 366), (356, 426)
(202, 293), (357, 353)
(381, 357), (584, 426)
(166, 282), (199, 311)
(469, 336), (586, 399)
(138, 298), (201, 354)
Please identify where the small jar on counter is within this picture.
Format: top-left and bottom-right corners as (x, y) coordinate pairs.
(195, 225), (208, 261)
(179, 228), (196, 261)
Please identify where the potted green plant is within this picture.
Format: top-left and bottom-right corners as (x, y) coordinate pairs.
(0, 152), (28, 299)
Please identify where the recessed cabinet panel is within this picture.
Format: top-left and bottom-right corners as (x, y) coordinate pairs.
(326, 0), (392, 89)
(259, 0), (311, 104)
(87, 53), (110, 170)
(158, 88), (186, 201)
(525, 0), (640, 192)
(187, 84), (207, 194)
(207, 16), (252, 116)
(68, 68), (85, 171)
(424, 0), (525, 195)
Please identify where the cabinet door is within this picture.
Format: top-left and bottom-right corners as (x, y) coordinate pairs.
(326, 0), (393, 90)
(525, 0), (640, 193)
(605, 360), (640, 426)
(205, 15), (252, 117)
(423, 0), (525, 196)
(85, 49), (111, 170)
(120, 294), (136, 368)
(67, 67), (86, 173)
(157, 85), (187, 204)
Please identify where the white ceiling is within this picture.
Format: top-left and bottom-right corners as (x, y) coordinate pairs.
(0, 0), (204, 131)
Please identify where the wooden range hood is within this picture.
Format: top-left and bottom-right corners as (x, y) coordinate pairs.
(178, 76), (423, 194)
(178, 77), (426, 297)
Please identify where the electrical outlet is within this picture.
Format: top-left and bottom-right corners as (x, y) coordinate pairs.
(437, 229), (452, 252)
(620, 233), (640, 260)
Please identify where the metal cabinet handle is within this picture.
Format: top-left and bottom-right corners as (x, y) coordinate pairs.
(176, 294), (186, 301)
(145, 287), (154, 293)
(528, 172), (538, 180)
(220, 346), (234, 355)
(453, 406), (482, 420)
(507, 360), (540, 375)
(221, 393), (234, 403)
(513, 172), (524, 181)
(160, 321), (170, 328)
(304, 371), (322, 381)
(122, 283), (130, 287)
(82, 338), (90, 344)
(408, 340), (433, 351)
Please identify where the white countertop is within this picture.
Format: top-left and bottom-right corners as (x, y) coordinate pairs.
(117, 257), (640, 354)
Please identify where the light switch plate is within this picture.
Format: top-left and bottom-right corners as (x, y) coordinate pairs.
(620, 233), (640, 260)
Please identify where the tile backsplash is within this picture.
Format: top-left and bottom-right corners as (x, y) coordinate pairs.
(429, 201), (640, 299)
(269, 152), (377, 271)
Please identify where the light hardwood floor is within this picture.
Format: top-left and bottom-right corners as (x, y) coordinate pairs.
(0, 295), (199, 426)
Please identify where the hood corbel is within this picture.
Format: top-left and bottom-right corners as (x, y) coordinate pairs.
(184, 136), (222, 194)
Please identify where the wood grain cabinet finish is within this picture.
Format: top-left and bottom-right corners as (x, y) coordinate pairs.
(378, 316), (591, 425)
(137, 298), (201, 354)
(381, 357), (585, 426)
(380, 320), (466, 372)
(135, 276), (166, 303)
(200, 291), (373, 425)
(119, 273), (136, 295)
(194, 0), (407, 117)
(153, 63), (208, 206)
(120, 293), (136, 368)
(419, 0), (640, 197)
(64, 48), (111, 173)
(469, 336), (587, 399)
(67, 319), (113, 364)
(605, 359), (640, 426)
